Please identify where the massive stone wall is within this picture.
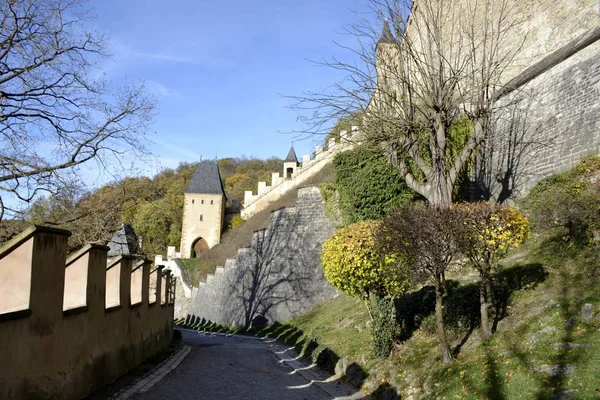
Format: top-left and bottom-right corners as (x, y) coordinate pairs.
(407, 0), (598, 83)
(471, 36), (600, 201)
(189, 186), (337, 327)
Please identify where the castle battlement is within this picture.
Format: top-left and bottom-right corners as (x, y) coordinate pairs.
(0, 225), (175, 399)
(242, 126), (359, 219)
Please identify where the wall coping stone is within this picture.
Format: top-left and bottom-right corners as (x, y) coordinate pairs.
(0, 224), (71, 258)
(66, 243), (111, 266)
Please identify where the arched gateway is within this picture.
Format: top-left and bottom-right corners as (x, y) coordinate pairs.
(191, 237), (209, 258)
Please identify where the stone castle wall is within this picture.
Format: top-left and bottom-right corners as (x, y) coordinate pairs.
(241, 128), (358, 219)
(407, 0), (598, 83)
(472, 32), (600, 201)
(189, 186), (337, 327)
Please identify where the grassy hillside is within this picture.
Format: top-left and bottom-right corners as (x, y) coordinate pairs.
(256, 234), (600, 399)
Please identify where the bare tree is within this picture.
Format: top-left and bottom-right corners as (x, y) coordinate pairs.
(293, 0), (526, 206)
(0, 0), (155, 221)
(383, 205), (465, 363)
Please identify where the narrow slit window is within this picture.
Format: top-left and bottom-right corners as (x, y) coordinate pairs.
(210, 200), (214, 205)
(200, 215), (203, 221)
(201, 199), (204, 204)
(191, 199), (195, 204)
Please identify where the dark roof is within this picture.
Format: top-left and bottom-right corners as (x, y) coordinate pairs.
(284, 146), (298, 163)
(378, 20), (397, 45)
(107, 224), (141, 257)
(185, 160), (226, 195)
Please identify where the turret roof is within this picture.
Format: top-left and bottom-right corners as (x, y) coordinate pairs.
(378, 20), (397, 45)
(107, 224), (141, 257)
(285, 146), (298, 163)
(185, 160), (226, 196)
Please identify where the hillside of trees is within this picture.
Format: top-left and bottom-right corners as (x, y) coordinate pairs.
(20, 157), (283, 258)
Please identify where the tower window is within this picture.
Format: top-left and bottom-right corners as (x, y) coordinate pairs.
(211, 200), (214, 205)
(199, 215), (203, 221)
(192, 199), (195, 204)
(201, 199), (204, 204)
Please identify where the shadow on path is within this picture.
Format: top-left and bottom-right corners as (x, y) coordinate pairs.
(130, 329), (369, 400)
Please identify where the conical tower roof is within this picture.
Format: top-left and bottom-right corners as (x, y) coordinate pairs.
(378, 20), (397, 45)
(285, 146), (298, 163)
(185, 160), (226, 196)
(107, 224), (141, 257)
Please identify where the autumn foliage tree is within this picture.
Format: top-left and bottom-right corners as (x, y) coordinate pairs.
(322, 220), (409, 311)
(322, 220), (410, 357)
(456, 203), (529, 339)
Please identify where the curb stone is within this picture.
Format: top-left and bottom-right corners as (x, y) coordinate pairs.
(113, 345), (192, 399)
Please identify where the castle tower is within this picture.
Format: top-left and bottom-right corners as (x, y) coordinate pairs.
(373, 20), (401, 111)
(180, 160), (226, 258)
(283, 146), (299, 179)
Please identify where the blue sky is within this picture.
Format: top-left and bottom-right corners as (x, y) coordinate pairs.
(92, 0), (374, 175)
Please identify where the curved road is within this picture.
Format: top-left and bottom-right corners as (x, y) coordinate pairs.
(131, 329), (366, 400)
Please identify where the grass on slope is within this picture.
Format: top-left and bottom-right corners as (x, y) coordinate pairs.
(272, 233), (600, 399)
(184, 164), (335, 285)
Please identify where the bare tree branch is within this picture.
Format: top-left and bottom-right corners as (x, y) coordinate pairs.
(0, 0), (156, 221)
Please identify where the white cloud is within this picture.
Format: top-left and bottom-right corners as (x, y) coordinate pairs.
(152, 137), (202, 161)
(145, 80), (183, 99)
(110, 41), (236, 70)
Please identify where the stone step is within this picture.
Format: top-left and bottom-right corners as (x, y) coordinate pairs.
(215, 266), (224, 274)
(206, 274), (214, 284)
(530, 364), (575, 377)
(551, 342), (592, 350)
(553, 389), (579, 400)
(225, 258), (236, 268)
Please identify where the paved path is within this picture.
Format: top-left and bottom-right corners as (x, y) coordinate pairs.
(130, 329), (366, 400)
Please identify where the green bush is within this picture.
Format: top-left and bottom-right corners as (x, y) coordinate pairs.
(318, 182), (345, 227)
(330, 146), (418, 225)
(371, 296), (400, 358)
(521, 155), (600, 243)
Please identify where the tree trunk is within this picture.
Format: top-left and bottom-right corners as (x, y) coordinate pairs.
(479, 273), (492, 339)
(434, 281), (453, 364)
(485, 277), (494, 333)
(425, 175), (454, 208)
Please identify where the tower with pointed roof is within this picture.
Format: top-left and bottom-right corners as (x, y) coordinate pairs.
(180, 160), (226, 258)
(366, 20), (402, 122)
(375, 20), (401, 94)
(283, 146), (299, 179)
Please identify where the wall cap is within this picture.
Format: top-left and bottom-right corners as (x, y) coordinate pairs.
(66, 243), (110, 266)
(106, 254), (138, 270)
(0, 225), (72, 259)
(132, 258), (151, 272)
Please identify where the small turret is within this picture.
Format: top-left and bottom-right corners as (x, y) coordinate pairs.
(283, 146), (299, 179)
